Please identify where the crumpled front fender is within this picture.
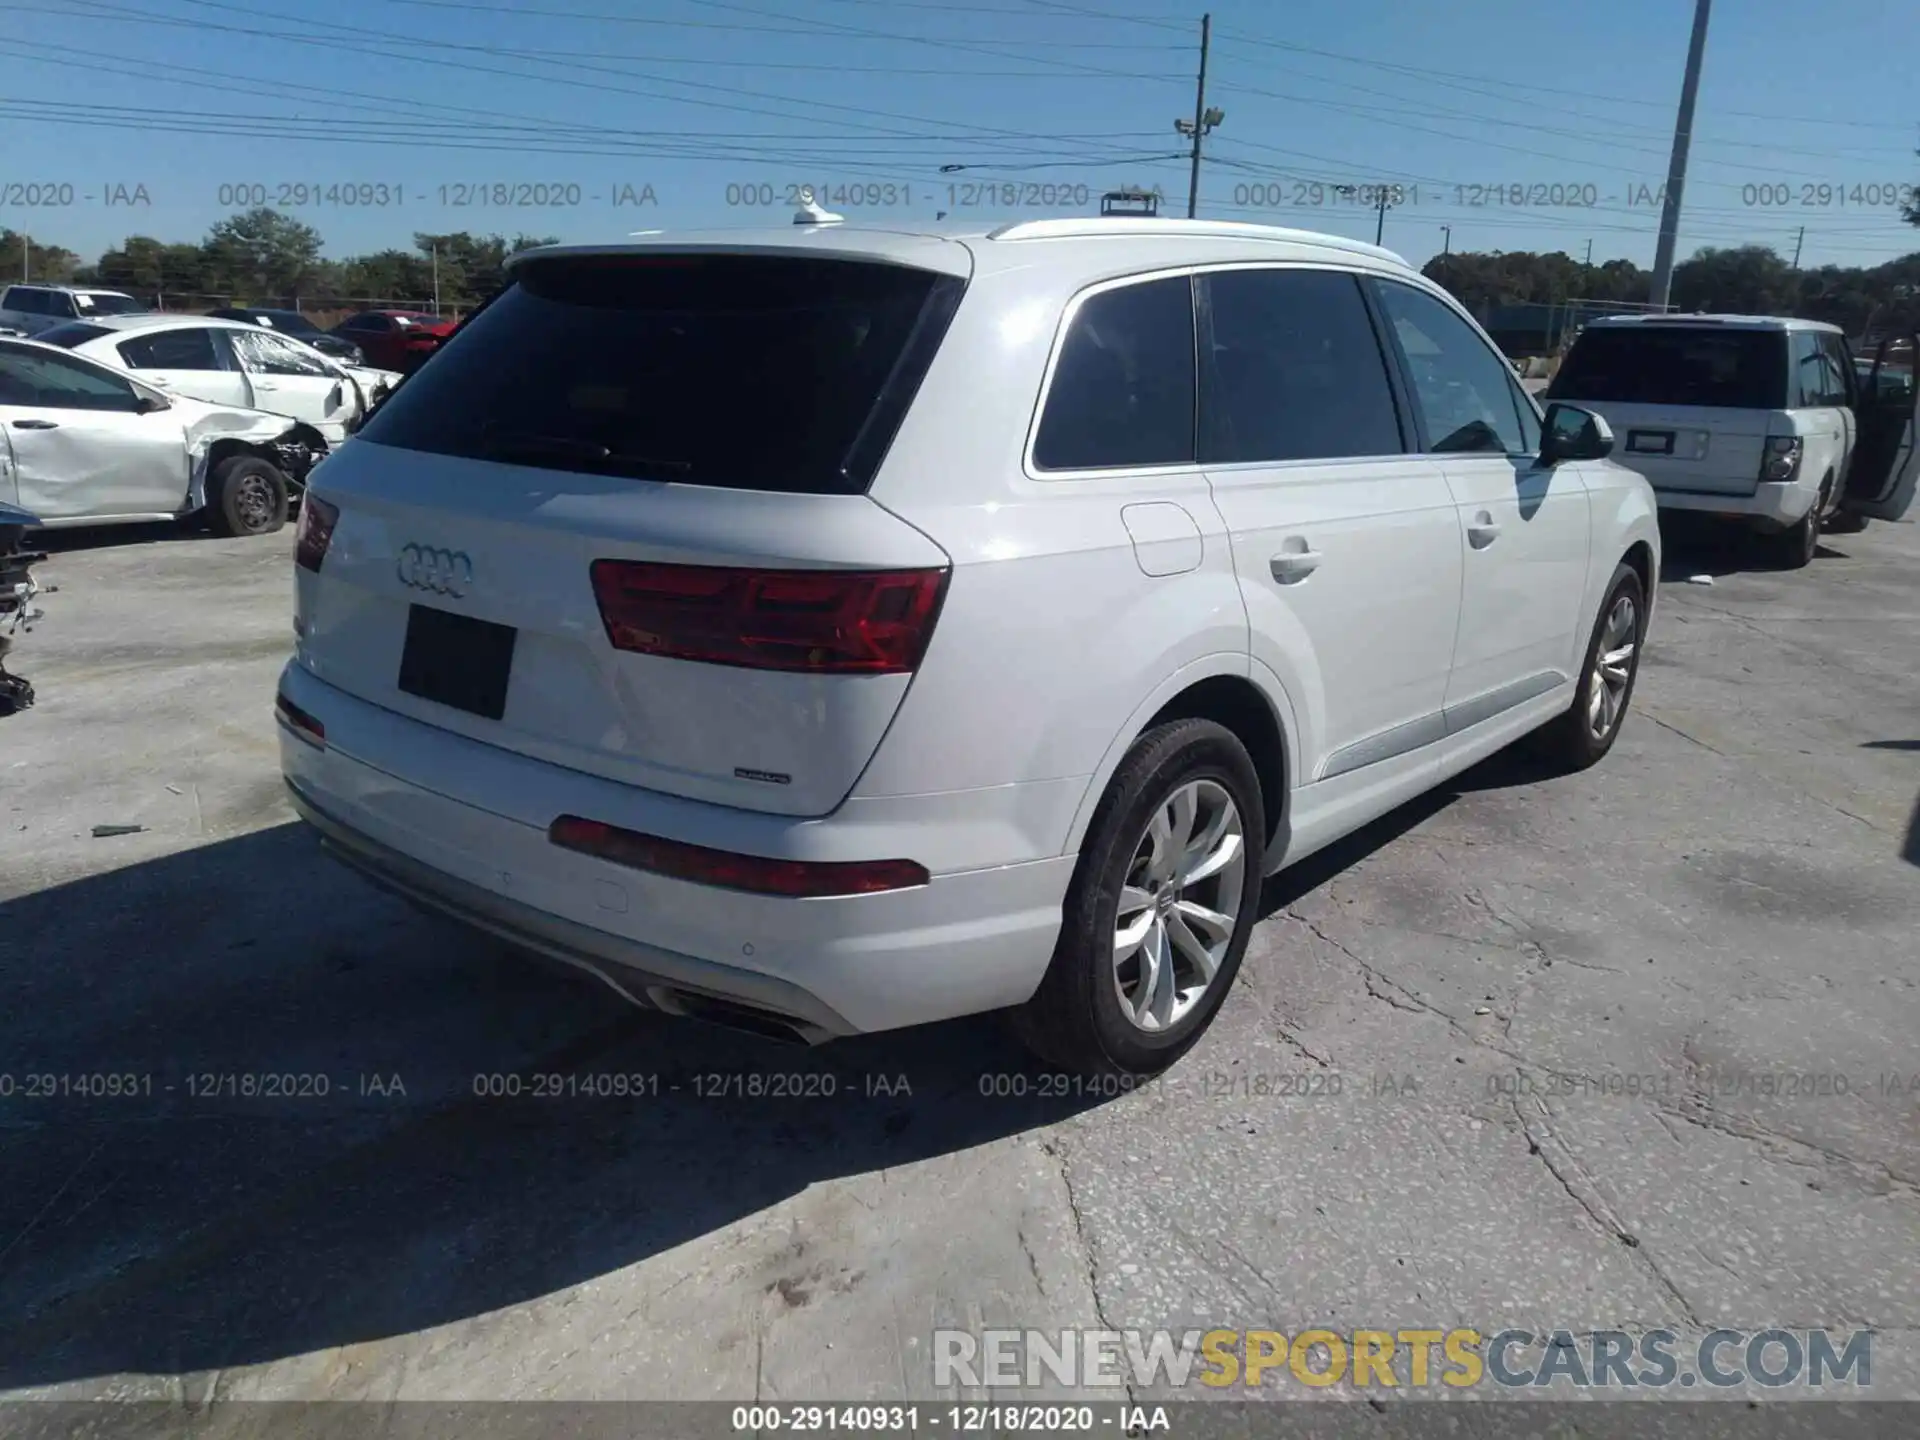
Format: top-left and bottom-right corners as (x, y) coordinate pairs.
(182, 409), (304, 515)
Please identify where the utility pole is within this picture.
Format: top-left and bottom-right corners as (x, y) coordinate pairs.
(19, 234), (26, 282)
(1648, 0), (1712, 311)
(1791, 225), (1805, 269)
(1173, 14), (1222, 219)
(1584, 238), (1594, 266)
(431, 243), (441, 316)
(1440, 225), (1451, 257)
(1375, 188), (1390, 245)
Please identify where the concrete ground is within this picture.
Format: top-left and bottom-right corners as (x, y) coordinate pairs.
(1, 511), (1916, 1410)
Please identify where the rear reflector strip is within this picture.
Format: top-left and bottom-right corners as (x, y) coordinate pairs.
(589, 561), (947, 674)
(549, 815), (928, 897)
(275, 692), (326, 747)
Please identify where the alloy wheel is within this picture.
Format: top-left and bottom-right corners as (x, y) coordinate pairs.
(1112, 778), (1247, 1032)
(1587, 593), (1638, 741)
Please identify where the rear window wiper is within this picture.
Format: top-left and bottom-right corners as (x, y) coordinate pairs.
(477, 431), (693, 478)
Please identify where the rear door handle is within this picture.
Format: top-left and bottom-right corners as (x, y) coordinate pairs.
(1269, 548), (1323, 583)
(11, 418), (57, 430)
(1468, 512), (1501, 548)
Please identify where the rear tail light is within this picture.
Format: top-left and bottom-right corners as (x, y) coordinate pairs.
(295, 494), (340, 572)
(275, 692), (325, 747)
(589, 562), (948, 674)
(549, 815), (928, 897)
(1760, 436), (1803, 483)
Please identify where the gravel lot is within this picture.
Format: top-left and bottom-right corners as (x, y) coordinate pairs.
(1, 512), (1916, 1408)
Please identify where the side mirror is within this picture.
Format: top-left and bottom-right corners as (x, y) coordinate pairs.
(134, 392), (171, 414)
(1540, 403), (1612, 465)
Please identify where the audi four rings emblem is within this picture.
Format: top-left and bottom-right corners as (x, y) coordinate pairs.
(396, 544), (474, 597)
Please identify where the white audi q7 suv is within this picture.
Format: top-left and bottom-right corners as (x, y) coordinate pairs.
(278, 216), (1659, 1076)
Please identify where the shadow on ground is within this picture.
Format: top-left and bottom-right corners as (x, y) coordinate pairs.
(0, 822), (1100, 1389)
(32, 521), (205, 555)
(0, 719), (1487, 1392)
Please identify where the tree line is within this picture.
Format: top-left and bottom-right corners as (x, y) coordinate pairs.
(1423, 245), (1920, 339)
(3, 206), (1918, 334)
(1, 208), (558, 311)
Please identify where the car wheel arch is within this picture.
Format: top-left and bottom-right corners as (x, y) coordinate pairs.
(1061, 657), (1297, 862)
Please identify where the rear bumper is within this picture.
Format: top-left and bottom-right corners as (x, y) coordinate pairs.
(276, 665), (1076, 1036)
(1653, 477), (1819, 527)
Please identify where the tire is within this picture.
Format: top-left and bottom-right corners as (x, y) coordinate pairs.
(205, 455), (288, 538)
(1538, 561), (1647, 772)
(1759, 481), (1827, 570)
(1009, 718), (1266, 1077)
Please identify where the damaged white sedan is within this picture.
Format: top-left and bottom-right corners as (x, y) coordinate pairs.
(0, 335), (321, 536)
(32, 314), (403, 447)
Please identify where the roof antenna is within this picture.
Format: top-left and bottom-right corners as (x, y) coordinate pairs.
(793, 186), (845, 226)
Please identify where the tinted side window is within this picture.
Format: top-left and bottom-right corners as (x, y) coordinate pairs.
(118, 328), (222, 370)
(1374, 281), (1526, 454)
(6, 290), (45, 316)
(0, 345), (140, 411)
(1821, 335), (1855, 406)
(1197, 268), (1403, 463)
(1034, 275), (1195, 471)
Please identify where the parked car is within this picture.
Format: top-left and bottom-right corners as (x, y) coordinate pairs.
(0, 284), (149, 337)
(33, 315), (402, 446)
(209, 307), (367, 364)
(328, 309), (454, 372)
(1546, 314), (1918, 566)
(0, 335), (319, 535)
(277, 217), (1658, 1077)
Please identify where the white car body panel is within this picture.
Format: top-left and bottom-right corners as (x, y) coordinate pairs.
(280, 219), (1660, 1037)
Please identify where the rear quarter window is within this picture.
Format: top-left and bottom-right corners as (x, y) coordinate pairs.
(1548, 327), (1788, 409)
(357, 254), (963, 494)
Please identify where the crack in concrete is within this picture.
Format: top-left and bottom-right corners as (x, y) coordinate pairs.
(1039, 1137), (1135, 1405)
(1656, 1106), (1920, 1199)
(1509, 1096), (1701, 1329)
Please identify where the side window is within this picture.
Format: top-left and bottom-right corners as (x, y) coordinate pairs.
(1791, 331), (1825, 408)
(0, 346), (141, 411)
(1511, 379), (1543, 453)
(1820, 334), (1855, 407)
(117, 328), (222, 371)
(1033, 275), (1196, 471)
(229, 328), (333, 376)
(7, 290), (44, 316)
(1197, 268), (1404, 463)
(344, 313), (388, 333)
(1374, 281), (1529, 455)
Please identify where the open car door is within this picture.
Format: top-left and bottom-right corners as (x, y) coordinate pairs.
(1844, 330), (1918, 522)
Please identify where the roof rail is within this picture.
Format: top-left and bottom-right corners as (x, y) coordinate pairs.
(985, 216), (1406, 265)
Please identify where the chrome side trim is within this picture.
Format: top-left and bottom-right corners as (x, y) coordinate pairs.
(1443, 670), (1567, 736)
(1320, 711), (1447, 781)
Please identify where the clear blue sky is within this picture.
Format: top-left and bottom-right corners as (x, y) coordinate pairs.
(4, 0), (1916, 284)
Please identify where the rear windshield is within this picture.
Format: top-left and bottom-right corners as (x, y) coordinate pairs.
(32, 322), (114, 349)
(1548, 326), (1788, 409)
(357, 254), (963, 493)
